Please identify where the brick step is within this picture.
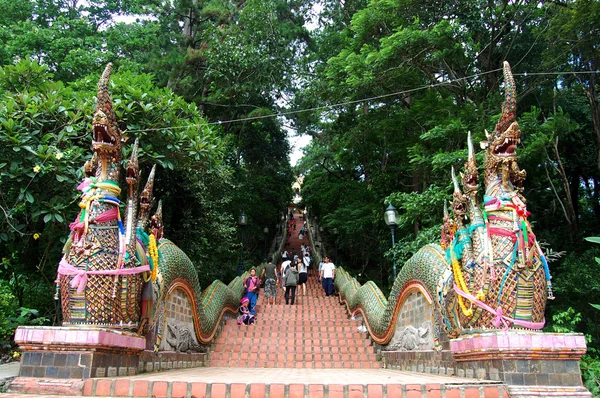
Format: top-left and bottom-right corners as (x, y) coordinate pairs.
(207, 360), (381, 368)
(210, 345), (373, 355)
(214, 334), (368, 343)
(213, 336), (371, 346)
(208, 351), (377, 362)
(253, 311), (350, 316)
(223, 321), (360, 328)
(233, 315), (354, 322)
(211, 344), (372, 353)
(238, 307), (349, 313)
(222, 320), (360, 328)
(215, 333), (367, 341)
(79, 378), (508, 397)
(209, 347), (375, 357)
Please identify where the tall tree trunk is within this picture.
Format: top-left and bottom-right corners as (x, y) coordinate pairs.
(546, 137), (579, 240)
(581, 76), (600, 174)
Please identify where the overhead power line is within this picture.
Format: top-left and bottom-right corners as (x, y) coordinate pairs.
(125, 69), (600, 134)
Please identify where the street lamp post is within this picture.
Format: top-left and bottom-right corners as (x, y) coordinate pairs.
(237, 212), (248, 276)
(384, 203), (399, 280)
(263, 226), (269, 262)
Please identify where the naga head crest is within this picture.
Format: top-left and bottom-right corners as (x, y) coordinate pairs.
(151, 200), (164, 240)
(451, 166), (467, 225)
(126, 139), (140, 186)
(92, 63), (122, 156)
(461, 131), (479, 194)
(140, 164), (156, 213)
(484, 62), (521, 164)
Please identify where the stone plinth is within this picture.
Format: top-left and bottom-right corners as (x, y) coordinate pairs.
(12, 326), (145, 383)
(450, 331), (591, 397)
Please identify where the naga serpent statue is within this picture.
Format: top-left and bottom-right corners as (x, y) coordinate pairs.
(337, 62), (554, 346)
(55, 64), (244, 351)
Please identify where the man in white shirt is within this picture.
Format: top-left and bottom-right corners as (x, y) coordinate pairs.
(319, 256), (336, 296)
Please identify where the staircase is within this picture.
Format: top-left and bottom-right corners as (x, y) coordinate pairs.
(209, 210), (380, 369)
(209, 286), (379, 369)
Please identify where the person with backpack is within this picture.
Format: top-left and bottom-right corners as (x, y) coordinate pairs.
(261, 258), (279, 305)
(284, 262), (299, 305)
(280, 258), (292, 292)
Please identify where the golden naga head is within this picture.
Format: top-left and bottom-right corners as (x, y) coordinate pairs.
(481, 62), (521, 168)
(92, 63), (122, 156)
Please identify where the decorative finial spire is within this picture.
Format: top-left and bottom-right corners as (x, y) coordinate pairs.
(496, 61), (517, 136)
(451, 166), (461, 193)
(92, 62), (121, 154)
(467, 131), (474, 161)
(137, 165), (157, 230)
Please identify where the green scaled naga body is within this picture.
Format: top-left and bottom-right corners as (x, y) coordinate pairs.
(337, 62), (553, 347)
(55, 64), (243, 351)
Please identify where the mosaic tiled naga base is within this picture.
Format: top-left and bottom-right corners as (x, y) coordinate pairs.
(11, 326), (145, 396)
(383, 331), (590, 397)
(451, 331), (590, 397)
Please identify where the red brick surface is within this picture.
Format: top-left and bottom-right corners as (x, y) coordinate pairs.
(309, 384), (325, 398)
(329, 384), (344, 398)
(132, 380), (149, 397)
(445, 388), (462, 398)
(230, 383), (246, 398)
(82, 380), (93, 396)
(464, 387), (481, 398)
(289, 383), (305, 398)
(348, 384), (363, 398)
(113, 379), (130, 397)
(367, 384), (383, 398)
(250, 383), (266, 398)
(406, 383), (422, 398)
(210, 383), (227, 398)
(387, 384), (403, 398)
(483, 386), (500, 398)
(151, 381), (168, 398)
(94, 379), (112, 397)
(171, 382), (188, 398)
(426, 383), (441, 398)
(270, 384), (286, 398)
(190, 382), (207, 398)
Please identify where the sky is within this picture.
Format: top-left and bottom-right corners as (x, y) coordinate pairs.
(288, 134), (312, 167)
(286, 3), (321, 167)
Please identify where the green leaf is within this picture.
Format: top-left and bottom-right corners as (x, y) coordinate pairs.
(24, 191), (34, 203)
(43, 214), (52, 223)
(54, 214), (64, 223)
(585, 237), (600, 244)
(590, 304), (600, 311)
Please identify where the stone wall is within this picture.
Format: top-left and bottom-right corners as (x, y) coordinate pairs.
(159, 288), (201, 352)
(384, 290), (434, 351)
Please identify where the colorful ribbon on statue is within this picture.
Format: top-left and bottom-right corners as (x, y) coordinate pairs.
(56, 258), (150, 294)
(453, 283), (545, 330)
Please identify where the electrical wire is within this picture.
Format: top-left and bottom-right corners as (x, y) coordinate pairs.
(125, 69), (600, 133)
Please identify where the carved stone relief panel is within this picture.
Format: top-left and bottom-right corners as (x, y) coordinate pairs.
(385, 289), (434, 351)
(159, 288), (201, 352)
